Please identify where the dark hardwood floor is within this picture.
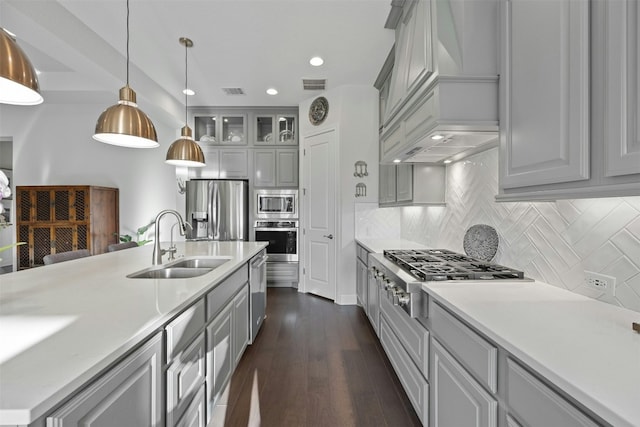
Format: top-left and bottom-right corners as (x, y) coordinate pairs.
(221, 288), (422, 427)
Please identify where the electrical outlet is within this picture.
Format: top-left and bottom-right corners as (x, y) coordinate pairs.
(584, 271), (616, 297)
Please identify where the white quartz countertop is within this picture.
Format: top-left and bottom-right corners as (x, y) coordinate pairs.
(0, 241), (267, 425)
(422, 280), (640, 427)
(356, 238), (427, 254)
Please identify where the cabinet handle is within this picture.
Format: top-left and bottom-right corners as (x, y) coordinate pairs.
(323, 234), (334, 240)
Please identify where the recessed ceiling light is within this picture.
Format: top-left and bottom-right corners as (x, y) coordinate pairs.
(310, 56), (324, 66)
(393, 159), (401, 163)
(431, 134), (444, 140)
(183, 88), (195, 96)
(443, 159), (452, 164)
(266, 88), (278, 95)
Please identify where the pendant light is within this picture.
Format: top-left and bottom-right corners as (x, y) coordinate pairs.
(0, 28), (43, 105)
(93, 0), (158, 148)
(166, 37), (205, 167)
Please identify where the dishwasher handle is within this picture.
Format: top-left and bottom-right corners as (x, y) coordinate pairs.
(251, 253), (268, 269)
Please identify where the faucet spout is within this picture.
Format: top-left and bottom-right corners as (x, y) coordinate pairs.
(152, 209), (187, 265)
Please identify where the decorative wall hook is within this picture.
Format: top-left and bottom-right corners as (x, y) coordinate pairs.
(353, 161), (368, 177)
(355, 182), (367, 197)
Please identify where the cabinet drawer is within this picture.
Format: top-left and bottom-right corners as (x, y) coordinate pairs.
(167, 333), (206, 427)
(380, 317), (429, 424)
(430, 300), (497, 393)
(166, 299), (206, 363)
(356, 244), (369, 263)
(380, 295), (429, 377)
(206, 265), (248, 321)
(506, 359), (600, 427)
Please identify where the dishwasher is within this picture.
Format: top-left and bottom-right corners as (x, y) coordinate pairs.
(249, 249), (268, 344)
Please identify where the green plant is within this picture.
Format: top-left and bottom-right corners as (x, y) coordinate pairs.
(115, 221), (154, 246)
(0, 242), (25, 262)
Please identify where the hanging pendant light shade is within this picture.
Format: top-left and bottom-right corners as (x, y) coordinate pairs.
(0, 28), (43, 105)
(166, 37), (205, 167)
(93, 0), (158, 148)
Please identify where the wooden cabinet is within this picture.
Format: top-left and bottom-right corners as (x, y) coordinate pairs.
(430, 338), (498, 427)
(378, 164), (445, 207)
(253, 148), (298, 188)
(46, 333), (163, 427)
(16, 186), (118, 269)
(498, 0), (640, 200)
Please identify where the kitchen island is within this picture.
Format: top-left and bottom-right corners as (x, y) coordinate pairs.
(0, 241), (267, 426)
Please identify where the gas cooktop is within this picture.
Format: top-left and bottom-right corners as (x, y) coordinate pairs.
(384, 249), (527, 282)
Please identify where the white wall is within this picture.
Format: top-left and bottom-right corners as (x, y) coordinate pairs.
(390, 148), (640, 313)
(0, 101), (183, 258)
(299, 85), (379, 304)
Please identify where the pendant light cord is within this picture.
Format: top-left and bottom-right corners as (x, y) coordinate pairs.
(126, 0), (130, 86)
(184, 40), (188, 125)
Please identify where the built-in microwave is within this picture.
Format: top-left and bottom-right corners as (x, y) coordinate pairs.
(255, 189), (297, 219)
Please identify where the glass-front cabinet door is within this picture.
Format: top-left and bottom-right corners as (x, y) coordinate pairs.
(221, 115), (247, 145)
(254, 115), (275, 145)
(277, 115), (296, 145)
(194, 116), (217, 143)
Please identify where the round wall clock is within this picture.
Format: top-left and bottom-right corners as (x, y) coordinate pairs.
(309, 96), (329, 125)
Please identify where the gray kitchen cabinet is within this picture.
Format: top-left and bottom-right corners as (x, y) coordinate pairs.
(506, 359), (600, 427)
(206, 300), (233, 421)
(253, 148), (298, 188)
(499, 0), (590, 190)
(356, 244), (369, 308)
(431, 338), (498, 427)
(379, 163), (445, 207)
(232, 283), (250, 368)
(254, 114), (297, 146)
(380, 317), (429, 424)
(190, 147), (249, 179)
(46, 333), (163, 427)
(367, 262), (380, 336)
(175, 385), (206, 427)
(166, 333), (206, 427)
(498, 0), (640, 200)
(192, 113), (247, 145)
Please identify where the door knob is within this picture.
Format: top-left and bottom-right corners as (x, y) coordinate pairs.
(323, 234), (334, 239)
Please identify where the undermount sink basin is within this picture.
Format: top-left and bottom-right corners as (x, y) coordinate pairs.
(169, 257), (230, 269)
(127, 256), (231, 279)
(127, 267), (213, 279)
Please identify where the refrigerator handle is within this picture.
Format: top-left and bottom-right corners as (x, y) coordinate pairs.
(208, 181), (215, 240)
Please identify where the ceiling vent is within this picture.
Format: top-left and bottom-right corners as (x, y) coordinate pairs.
(302, 79), (326, 91)
(222, 87), (245, 95)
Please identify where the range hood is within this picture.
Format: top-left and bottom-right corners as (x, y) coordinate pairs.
(380, 74), (499, 164)
(377, 0), (500, 164)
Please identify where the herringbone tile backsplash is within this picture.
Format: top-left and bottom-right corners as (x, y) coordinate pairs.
(359, 148), (640, 313)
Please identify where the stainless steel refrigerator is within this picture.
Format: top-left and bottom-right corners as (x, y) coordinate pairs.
(185, 179), (249, 241)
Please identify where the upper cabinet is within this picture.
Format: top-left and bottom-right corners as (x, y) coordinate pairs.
(193, 113), (248, 145)
(254, 114), (297, 146)
(498, 0), (640, 201)
(377, 0), (500, 165)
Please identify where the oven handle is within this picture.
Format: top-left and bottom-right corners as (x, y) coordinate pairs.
(254, 227), (298, 232)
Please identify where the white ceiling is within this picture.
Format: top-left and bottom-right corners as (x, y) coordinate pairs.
(1, 0), (394, 125)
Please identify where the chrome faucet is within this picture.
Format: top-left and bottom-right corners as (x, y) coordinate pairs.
(152, 209), (188, 265)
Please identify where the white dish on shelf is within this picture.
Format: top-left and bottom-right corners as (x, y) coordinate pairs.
(199, 135), (216, 143)
(264, 133), (273, 143)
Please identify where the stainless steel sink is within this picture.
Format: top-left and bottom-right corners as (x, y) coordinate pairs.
(127, 267), (213, 279)
(170, 257), (230, 269)
(127, 257), (231, 279)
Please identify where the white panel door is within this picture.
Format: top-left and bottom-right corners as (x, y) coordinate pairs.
(604, 0), (640, 177)
(500, 0), (590, 188)
(303, 129), (336, 301)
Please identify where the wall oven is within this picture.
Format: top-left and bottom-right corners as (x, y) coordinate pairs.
(254, 220), (298, 262)
(255, 189), (297, 219)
